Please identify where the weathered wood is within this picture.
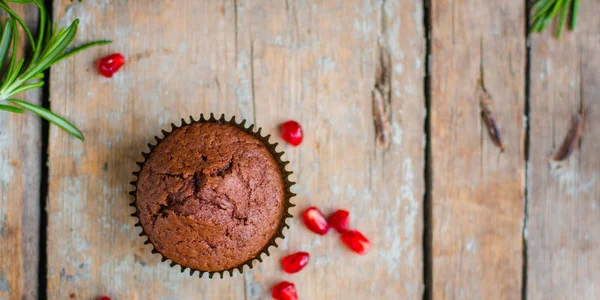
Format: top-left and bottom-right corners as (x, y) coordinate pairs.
(0, 91), (41, 300)
(47, 1), (246, 299)
(429, 0), (526, 298)
(527, 1), (600, 298)
(236, 0), (425, 299)
(0, 4), (41, 300)
(48, 0), (425, 299)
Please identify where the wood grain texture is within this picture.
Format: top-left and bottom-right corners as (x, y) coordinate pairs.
(236, 0), (425, 299)
(0, 5), (41, 300)
(0, 89), (41, 300)
(429, 0), (526, 298)
(47, 0), (425, 299)
(47, 1), (246, 299)
(527, 1), (600, 298)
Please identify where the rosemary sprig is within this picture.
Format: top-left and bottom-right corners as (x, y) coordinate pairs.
(0, 0), (110, 140)
(530, 0), (580, 38)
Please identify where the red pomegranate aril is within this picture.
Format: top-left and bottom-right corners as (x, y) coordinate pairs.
(98, 297), (111, 300)
(303, 206), (329, 235)
(328, 209), (350, 233)
(281, 120), (303, 146)
(97, 53), (125, 78)
(271, 281), (298, 300)
(341, 230), (370, 255)
(281, 251), (310, 274)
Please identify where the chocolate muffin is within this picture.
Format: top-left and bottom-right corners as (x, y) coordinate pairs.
(132, 116), (293, 275)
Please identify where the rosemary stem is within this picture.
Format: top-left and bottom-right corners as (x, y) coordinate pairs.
(0, 0), (106, 139)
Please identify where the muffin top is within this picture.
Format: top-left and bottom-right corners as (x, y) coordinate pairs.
(135, 122), (285, 272)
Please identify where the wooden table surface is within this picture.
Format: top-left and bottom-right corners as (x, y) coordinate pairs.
(0, 0), (599, 299)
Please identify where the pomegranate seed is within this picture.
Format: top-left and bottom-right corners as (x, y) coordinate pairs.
(328, 209), (350, 233)
(303, 206), (329, 235)
(97, 53), (125, 78)
(271, 281), (298, 300)
(341, 230), (370, 255)
(98, 297), (111, 300)
(281, 252), (309, 274)
(69, 293), (76, 299)
(281, 120), (303, 146)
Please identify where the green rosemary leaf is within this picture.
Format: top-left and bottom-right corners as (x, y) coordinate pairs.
(20, 20), (78, 81)
(5, 18), (18, 83)
(538, 14), (553, 32)
(0, 103), (24, 113)
(0, 1), (35, 52)
(571, 0), (580, 29)
(557, 0), (571, 38)
(3, 57), (25, 94)
(531, 0), (551, 12)
(7, 98), (84, 140)
(531, 15), (546, 32)
(0, 19), (13, 68)
(7, 58), (24, 82)
(54, 40), (112, 64)
(532, 0), (556, 21)
(29, 0), (47, 63)
(29, 72), (43, 80)
(43, 20), (53, 45)
(38, 25), (72, 63)
(8, 80), (43, 95)
(548, 0), (565, 20)
(0, 1), (108, 140)
(531, 0), (579, 37)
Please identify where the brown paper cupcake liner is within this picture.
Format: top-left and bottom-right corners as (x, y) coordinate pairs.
(129, 113), (296, 279)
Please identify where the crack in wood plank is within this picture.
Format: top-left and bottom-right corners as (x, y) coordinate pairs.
(373, 44), (392, 150)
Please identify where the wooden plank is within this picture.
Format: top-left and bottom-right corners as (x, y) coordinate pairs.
(0, 5), (41, 300)
(48, 0), (425, 299)
(236, 0), (425, 299)
(429, 0), (526, 298)
(0, 89), (41, 300)
(47, 1), (246, 299)
(527, 1), (600, 298)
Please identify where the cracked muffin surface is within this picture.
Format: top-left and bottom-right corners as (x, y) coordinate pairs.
(136, 122), (285, 272)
